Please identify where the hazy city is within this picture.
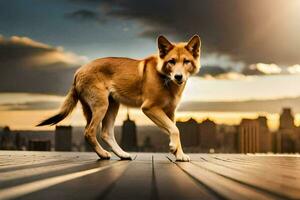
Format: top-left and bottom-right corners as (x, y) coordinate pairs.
(1, 107), (300, 154)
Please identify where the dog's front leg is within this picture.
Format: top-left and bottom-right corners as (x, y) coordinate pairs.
(142, 105), (190, 161)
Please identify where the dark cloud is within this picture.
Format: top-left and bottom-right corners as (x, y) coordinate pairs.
(195, 66), (248, 79)
(70, 0), (300, 66)
(198, 63), (291, 79)
(65, 9), (106, 23)
(197, 66), (229, 77)
(0, 36), (86, 94)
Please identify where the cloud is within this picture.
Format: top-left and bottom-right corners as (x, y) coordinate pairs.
(242, 63), (281, 76)
(198, 62), (300, 79)
(213, 72), (247, 80)
(251, 63), (282, 74)
(8, 36), (50, 48)
(0, 101), (61, 111)
(65, 9), (106, 23)
(69, 0), (300, 66)
(241, 63), (300, 76)
(0, 36), (87, 94)
(0, 36), (87, 66)
(287, 65), (300, 74)
(179, 96), (300, 113)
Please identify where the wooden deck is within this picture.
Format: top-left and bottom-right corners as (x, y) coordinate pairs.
(0, 151), (300, 200)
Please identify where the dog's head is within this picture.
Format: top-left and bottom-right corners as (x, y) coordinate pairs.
(156, 35), (201, 85)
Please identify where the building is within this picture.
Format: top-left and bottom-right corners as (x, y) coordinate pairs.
(238, 116), (274, 153)
(0, 126), (14, 150)
(28, 140), (51, 151)
(177, 118), (199, 147)
(257, 116), (272, 153)
(177, 118), (219, 153)
(199, 119), (218, 152)
(279, 108), (295, 130)
(275, 108), (299, 153)
(0, 127), (53, 151)
(238, 119), (260, 153)
(121, 114), (138, 151)
(217, 125), (238, 153)
(55, 126), (72, 151)
(136, 125), (168, 152)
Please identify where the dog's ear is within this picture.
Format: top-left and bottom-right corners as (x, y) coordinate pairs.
(185, 35), (201, 57)
(157, 35), (173, 58)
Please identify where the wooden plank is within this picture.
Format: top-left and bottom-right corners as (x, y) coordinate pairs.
(198, 154), (300, 181)
(134, 152), (152, 161)
(211, 154), (300, 170)
(0, 151), (100, 169)
(0, 160), (118, 189)
(0, 159), (87, 173)
(174, 161), (281, 200)
(1, 161), (130, 200)
(0, 159), (106, 182)
(0, 156), (62, 168)
(101, 158), (153, 200)
(153, 155), (219, 200)
(206, 155), (300, 179)
(193, 158), (300, 199)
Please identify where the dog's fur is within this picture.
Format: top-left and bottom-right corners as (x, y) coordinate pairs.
(37, 35), (201, 161)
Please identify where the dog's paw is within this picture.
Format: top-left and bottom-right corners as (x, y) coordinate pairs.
(98, 150), (112, 160)
(119, 152), (132, 160)
(176, 153), (190, 162)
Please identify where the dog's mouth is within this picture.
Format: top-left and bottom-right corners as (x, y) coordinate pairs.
(174, 80), (184, 85)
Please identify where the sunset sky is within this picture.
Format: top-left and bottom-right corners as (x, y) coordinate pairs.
(1, 0), (300, 130)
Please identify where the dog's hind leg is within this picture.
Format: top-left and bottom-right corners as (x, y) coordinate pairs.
(82, 86), (111, 159)
(101, 96), (132, 160)
(80, 98), (92, 128)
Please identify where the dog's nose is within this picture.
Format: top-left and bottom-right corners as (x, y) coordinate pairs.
(174, 74), (183, 82)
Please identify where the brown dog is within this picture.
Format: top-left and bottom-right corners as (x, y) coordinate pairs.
(37, 35), (201, 161)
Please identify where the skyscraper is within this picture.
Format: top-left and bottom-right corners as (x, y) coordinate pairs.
(276, 108), (298, 153)
(279, 108), (295, 130)
(257, 116), (272, 153)
(0, 126), (14, 150)
(121, 111), (138, 151)
(238, 119), (260, 153)
(55, 126), (72, 151)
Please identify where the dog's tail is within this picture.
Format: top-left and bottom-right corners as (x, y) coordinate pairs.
(36, 86), (78, 126)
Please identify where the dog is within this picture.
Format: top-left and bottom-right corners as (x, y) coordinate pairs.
(37, 35), (201, 161)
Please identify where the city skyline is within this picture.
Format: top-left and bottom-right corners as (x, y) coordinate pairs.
(2, 107), (299, 154)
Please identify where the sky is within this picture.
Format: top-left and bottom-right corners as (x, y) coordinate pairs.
(1, 0), (300, 130)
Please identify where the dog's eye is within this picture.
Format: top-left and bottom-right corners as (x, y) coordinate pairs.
(183, 59), (191, 65)
(168, 59), (176, 65)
